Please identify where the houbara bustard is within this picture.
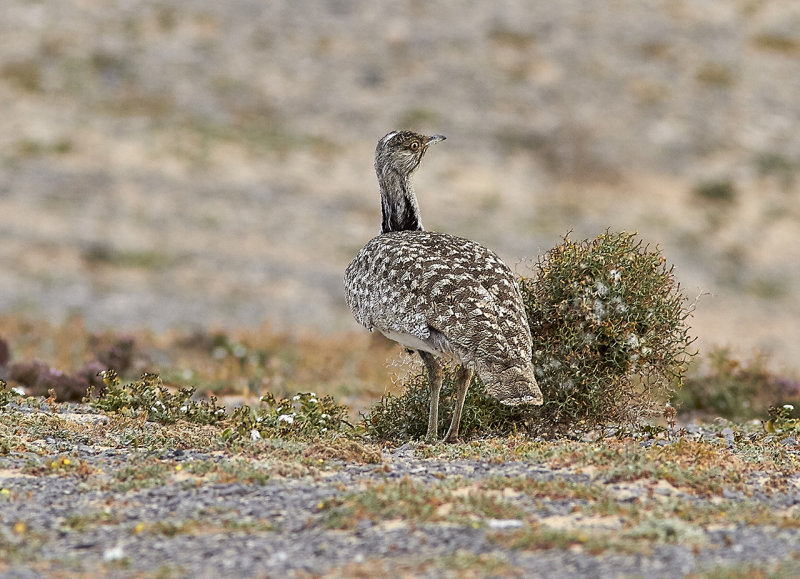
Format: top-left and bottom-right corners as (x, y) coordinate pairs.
(344, 131), (543, 442)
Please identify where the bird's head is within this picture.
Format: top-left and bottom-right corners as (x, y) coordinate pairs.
(375, 131), (446, 178)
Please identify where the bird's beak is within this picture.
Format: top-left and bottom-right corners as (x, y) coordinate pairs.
(426, 134), (446, 146)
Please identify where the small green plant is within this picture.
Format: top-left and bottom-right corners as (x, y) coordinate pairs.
(0, 380), (18, 408)
(363, 369), (530, 440)
(112, 460), (172, 492)
(623, 517), (705, 545)
(223, 391), (351, 441)
(88, 371), (225, 425)
(183, 459), (272, 485)
(520, 231), (696, 433)
(765, 404), (799, 436)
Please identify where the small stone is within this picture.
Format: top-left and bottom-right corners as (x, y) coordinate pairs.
(355, 518), (373, 533)
(487, 519), (524, 529)
(103, 545), (125, 562)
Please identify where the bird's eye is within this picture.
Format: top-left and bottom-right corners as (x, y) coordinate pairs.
(410, 141), (420, 151)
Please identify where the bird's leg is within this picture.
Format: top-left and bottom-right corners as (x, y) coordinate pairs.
(419, 351), (442, 441)
(443, 366), (474, 443)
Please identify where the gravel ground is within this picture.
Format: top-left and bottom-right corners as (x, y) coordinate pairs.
(1, 405), (799, 577)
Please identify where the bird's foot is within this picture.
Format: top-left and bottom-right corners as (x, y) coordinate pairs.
(441, 427), (460, 443)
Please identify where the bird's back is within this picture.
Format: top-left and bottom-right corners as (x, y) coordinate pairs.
(344, 230), (538, 403)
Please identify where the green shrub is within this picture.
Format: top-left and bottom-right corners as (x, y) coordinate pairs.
(82, 370), (353, 441)
(522, 231), (695, 433)
(87, 370), (226, 425)
(364, 231), (696, 440)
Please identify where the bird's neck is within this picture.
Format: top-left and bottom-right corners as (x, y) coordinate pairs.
(378, 168), (424, 234)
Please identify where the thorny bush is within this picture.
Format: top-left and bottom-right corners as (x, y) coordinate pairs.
(521, 231), (696, 433)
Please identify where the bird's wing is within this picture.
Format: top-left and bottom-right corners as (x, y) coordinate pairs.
(422, 241), (532, 368)
(343, 234), (431, 340)
(344, 231), (531, 363)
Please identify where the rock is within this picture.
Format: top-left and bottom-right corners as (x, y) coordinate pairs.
(9, 360), (91, 400)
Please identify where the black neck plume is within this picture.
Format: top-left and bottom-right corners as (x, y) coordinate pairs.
(378, 168), (424, 234)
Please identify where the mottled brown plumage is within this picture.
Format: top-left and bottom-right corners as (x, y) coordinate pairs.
(344, 131), (542, 441)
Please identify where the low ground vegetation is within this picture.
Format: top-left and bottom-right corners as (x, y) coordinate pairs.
(0, 384), (798, 576)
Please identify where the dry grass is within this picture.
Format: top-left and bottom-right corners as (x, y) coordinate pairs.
(0, 315), (407, 416)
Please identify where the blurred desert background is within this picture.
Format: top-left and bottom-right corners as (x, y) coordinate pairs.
(1, 0), (799, 377)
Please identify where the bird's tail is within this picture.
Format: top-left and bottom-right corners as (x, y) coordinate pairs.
(485, 363), (543, 406)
